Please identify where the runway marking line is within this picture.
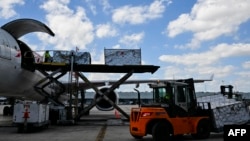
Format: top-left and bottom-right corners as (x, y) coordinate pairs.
(95, 124), (107, 141)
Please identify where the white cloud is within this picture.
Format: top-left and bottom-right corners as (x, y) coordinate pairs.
(112, 0), (166, 25)
(91, 49), (104, 64)
(232, 79), (250, 92)
(236, 71), (250, 78)
(100, 0), (112, 13)
(39, 0), (94, 50)
(159, 43), (250, 92)
(242, 61), (250, 69)
(119, 32), (144, 47)
(162, 66), (183, 79)
(159, 43), (250, 66)
(159, 63), (238, 92)
(166, 0), (250, 49)
(161, 65), (233, 80)
(190, 65), (235, 78)
(96, 23), (117, 38)
(112, 44), (121, 49)
(85, 0), (97, 15)
(0, 0), (24, 19)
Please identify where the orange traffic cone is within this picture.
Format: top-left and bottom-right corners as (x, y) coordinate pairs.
(114, 109), (121, 119)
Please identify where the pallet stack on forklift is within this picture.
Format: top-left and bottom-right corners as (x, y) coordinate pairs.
(197, 94), (250, 132)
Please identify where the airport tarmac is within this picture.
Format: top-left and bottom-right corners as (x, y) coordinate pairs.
(0, 105), (223, 141)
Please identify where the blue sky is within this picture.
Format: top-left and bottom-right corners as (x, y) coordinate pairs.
(0, 0), (250, 92)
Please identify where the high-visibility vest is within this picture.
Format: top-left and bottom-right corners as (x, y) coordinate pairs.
(45, 52), (50, 58)
(165, 93), (170, 99)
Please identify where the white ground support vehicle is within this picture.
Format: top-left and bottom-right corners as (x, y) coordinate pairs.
(12, 102), (50, 132)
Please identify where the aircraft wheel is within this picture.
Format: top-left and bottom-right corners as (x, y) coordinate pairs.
(152, 121), (170, 141)
(191, 119), (210, 139)
(3, 106), (10, 116)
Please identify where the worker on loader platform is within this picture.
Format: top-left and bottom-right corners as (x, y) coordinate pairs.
(44, 51), (51, 62)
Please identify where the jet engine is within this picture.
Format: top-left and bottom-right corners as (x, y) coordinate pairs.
(94, 87), (119, 111)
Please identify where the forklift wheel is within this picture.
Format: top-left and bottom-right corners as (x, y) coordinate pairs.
(191, 119), (210, 139)
(152, 121), (170, 141)
(131, 135), (143, 139)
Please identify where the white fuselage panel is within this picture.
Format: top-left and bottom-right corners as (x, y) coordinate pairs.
(0, 29), (44, 101)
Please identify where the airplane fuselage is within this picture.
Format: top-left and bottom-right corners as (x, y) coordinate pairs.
(0, 28), (44, 101)
(0, 19), (56, 102)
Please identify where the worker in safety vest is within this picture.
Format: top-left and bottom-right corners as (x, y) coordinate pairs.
(44, 51), (51, 62)
(164, 91), (171, 103)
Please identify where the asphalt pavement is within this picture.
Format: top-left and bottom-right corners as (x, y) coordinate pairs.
(0, 105), (223, 141)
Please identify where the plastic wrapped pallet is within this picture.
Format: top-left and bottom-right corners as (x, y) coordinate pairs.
(52, 51), (70, 63)
(197, 94), (250, 131)
(74, 52), (91, 64)
(104, 49), (141, 65)
(52, 51), (91, 64)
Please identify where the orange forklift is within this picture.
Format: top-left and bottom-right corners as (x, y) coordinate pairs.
(130, 78), (212, 141)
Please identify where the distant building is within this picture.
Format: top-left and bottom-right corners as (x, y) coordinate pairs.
(84, 91), (153, 105)
(81, 91), (250, 105)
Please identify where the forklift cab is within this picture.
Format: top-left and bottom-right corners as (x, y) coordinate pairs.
(150, 83), (173, 104)
(149, 79), (197, 116)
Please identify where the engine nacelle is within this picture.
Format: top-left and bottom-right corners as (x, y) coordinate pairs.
(94, 87), (118, 111)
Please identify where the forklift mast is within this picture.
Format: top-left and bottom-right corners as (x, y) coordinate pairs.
(220, 85), (233, 98)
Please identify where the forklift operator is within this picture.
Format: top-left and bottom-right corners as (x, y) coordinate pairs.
(155, 87), (172, 103)
(163, 88), (172, 103)
(164, 93), (170, 100)
(44, 50), (51, 62)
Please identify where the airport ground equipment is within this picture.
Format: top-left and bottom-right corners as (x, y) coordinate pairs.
(12, 102), (50, 132)
(129, 78), (250, 141)
(33, 49), (159, 122)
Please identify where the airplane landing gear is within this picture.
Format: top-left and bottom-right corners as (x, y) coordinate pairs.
(3, 106), (13, 116)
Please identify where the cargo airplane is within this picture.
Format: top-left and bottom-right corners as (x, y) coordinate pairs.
(0, 18), (213, 116)
(0, 18), (55, 115)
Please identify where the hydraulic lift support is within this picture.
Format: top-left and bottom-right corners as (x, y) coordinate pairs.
(75, 70), (133, 120)
(34, 63), (159, 120)
(34, 67), (67, 106)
